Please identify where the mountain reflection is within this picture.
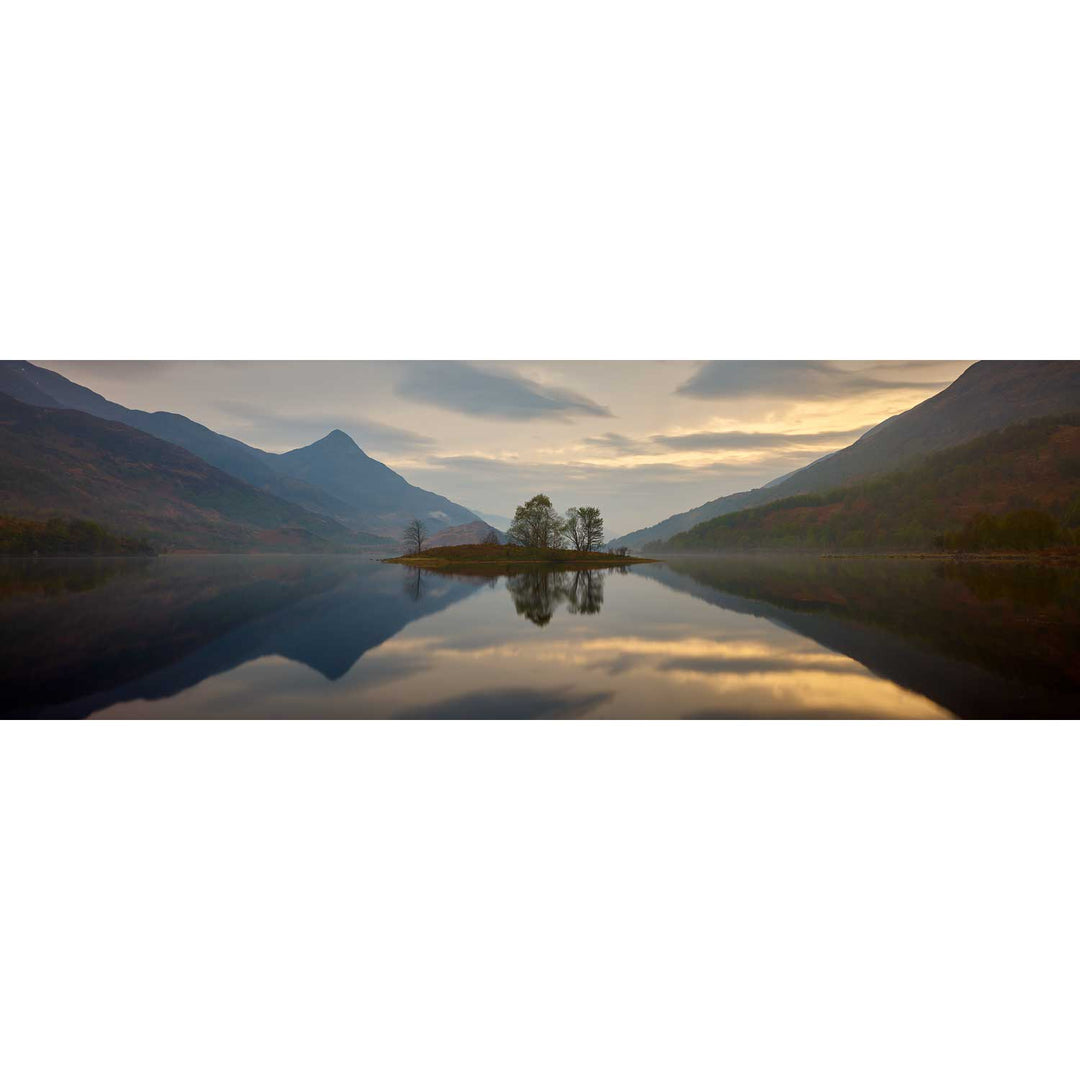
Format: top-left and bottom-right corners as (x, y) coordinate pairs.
(636, 555), (1080, 719)
(2, 554), (1078, 719)
(0, 557), (484, 718)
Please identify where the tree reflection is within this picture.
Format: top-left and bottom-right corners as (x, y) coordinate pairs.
(505, 570), (605, 625)
(506, 571), (561, 626)
(565, 570), (604, 614)
(404, 567), (424, 602)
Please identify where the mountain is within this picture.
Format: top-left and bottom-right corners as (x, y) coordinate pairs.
(611, 361), (1080, 549)
(0, 392), (384, 551)
(425, 519), (506, 547)
(609, 488), (764, 551)
(0, 359), (312, 494)
(0, 361), (477, 538)
(469, 509), (514, 532)
(652, 414), (1080, 552)
(272, 429), (478, 536)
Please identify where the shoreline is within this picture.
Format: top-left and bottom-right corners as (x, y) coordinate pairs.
(821, 551), (1080, 562)
(384, 554), (657, 570)
(642, 548), (1079, 563)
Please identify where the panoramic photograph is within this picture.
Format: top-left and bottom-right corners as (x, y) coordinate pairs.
(2, 358), (1078, 719)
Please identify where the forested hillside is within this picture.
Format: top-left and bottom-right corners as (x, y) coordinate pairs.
(649, 415), (1080, 553)
(0, 516), (156, 556)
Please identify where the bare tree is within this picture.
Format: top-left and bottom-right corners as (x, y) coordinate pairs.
(482, 527), (501, 545)
(579, 507), (604, 551)
(565, 506), (604, 551)
(563, 508), (586, 551)
(402, 518), (428, 555)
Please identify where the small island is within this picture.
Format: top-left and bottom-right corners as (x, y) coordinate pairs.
(384, 543), (654, 569)
(384, 495), (654, 569)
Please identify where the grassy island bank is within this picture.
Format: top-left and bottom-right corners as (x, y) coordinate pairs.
(384, 543), (656, 569)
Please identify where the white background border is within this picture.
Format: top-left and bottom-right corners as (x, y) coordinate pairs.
(2, 2), (1079, 1077)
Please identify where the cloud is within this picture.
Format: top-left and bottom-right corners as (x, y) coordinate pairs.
(395, 361), (612, 420)
(400, 451), (838, 535)
(581, 432), (652, 453)
(423, 454), (521, 471)
(46, 360), (187, 381)
(215, 401), (436, 452)
(418, 453), (826, 484)
(651, 426), (872, 451)
(402, 445), (861, 534)
(675, 360), (954, 400)
(580, 426), (873, 456)
(658, 656), (856, 676)
(393, 686), (614, 720)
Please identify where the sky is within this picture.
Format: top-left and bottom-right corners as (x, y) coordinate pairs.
(42, 360), (971, 536)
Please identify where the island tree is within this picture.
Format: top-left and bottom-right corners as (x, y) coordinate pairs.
(402, 517), (428, 555)
(564, 506), (604, 551)
(506, 494), (565, 548)
(564, 508), (584, 551)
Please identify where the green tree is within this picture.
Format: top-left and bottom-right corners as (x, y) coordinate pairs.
(507, 494), (565, 549)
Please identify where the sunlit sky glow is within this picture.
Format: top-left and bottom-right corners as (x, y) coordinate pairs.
(43, 360), (971, 535)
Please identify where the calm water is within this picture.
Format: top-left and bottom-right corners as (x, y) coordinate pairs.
(2, 554), (1079, 719)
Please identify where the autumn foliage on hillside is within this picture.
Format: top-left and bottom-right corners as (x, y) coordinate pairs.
(0, 516), (156, 556)
(649, 415), (1080, 553)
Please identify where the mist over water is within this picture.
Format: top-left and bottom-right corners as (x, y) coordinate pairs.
(2, 554), (1078, 719)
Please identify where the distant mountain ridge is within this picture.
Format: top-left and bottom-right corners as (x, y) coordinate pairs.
(0, 361), (478, 537)
(425, 519), (507, 548)
(0, 392), (382, 551)
(611, 361), (1080, 549)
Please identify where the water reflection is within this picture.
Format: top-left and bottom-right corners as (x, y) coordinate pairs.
(0, 557), (483, 718)
(507, 569), (607, 625)
(636, 556), (1080, 719)
(1, 554), (1077, 719)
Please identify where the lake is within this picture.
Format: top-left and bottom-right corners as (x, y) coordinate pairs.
(2, 554), (1079, 719)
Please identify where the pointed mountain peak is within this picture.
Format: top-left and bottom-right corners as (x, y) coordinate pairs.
(310, 429), (362, 452)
